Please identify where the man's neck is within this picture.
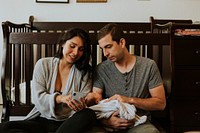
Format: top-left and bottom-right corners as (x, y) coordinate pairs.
(114, 54), (136, 73)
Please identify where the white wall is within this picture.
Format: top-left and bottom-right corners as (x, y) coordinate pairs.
(0, 0), (200, 103)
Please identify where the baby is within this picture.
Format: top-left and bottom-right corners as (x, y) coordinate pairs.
(85, 92), (102, 106)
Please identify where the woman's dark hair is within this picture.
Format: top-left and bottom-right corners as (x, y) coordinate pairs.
(97, 23), (124, 44)
(55, 28), (92, 77)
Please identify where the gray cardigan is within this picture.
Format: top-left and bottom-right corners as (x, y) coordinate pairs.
(24, 57), (92, 121)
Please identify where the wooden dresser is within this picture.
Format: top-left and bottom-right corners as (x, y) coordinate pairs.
(170, 25), (200, 133)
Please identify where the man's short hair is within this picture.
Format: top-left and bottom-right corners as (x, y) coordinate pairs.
(97, 23), (124, 44)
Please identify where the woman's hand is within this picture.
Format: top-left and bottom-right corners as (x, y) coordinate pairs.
(56, 94), (86, 112)
(67, 97), (87, 112)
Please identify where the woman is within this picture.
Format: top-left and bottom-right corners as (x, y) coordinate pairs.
(1, 28), (96, 133)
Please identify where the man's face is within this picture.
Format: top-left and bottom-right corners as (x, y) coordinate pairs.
(98, 33), (124, 62)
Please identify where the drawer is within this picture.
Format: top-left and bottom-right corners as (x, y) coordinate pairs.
(171, 69), (200, 97)
(172, 126), (200, 133)
(174, 40), (200, 66)
(170, 100), (200, 126)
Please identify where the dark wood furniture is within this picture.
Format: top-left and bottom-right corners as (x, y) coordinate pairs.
(150, 16), (193, 84)
(29, 15), (152, 67)
(1, 18), (170, 132)
(170, 24), (200, 133)
(149, 17), (194, 132)
(29, 16), (151, 34)
(1, 21), (33, 121)
(150, 16), (193, 33)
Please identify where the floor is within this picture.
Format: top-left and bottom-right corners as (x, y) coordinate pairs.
(0, 105), (25, 123)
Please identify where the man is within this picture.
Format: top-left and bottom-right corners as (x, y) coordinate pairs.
(87, 23), (166, 133)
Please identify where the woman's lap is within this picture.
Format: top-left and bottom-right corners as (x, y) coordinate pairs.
(0, 108), (96, 133)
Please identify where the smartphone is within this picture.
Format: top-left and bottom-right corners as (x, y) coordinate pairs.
(72, 92), (87, 102)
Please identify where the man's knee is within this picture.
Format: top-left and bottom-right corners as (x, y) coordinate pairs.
(128, 123), (160, 133)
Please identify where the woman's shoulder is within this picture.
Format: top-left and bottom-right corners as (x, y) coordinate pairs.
(37, 57), (58, 64)
(33, 57), (59, 76)
(35, 57), (59, 69)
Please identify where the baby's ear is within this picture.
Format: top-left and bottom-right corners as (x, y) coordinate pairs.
(96, 100), (99, 104)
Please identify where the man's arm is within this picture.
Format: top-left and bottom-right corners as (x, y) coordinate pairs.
(88, 87), (135, 130)
(109, 84), (166, 111)
(132, 84), (166, 110)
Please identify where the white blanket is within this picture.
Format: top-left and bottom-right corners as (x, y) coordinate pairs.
(89, 99), (147, 131)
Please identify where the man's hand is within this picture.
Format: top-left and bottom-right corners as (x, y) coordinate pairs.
(108, 94), (131, 103)
(101, 110), (135, 130)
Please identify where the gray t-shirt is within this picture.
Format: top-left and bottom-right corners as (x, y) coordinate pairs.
(93, 56), (163, 117)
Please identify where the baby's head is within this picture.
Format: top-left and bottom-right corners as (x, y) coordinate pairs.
(85, 92), (102, 106)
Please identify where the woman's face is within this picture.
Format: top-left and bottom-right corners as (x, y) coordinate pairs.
(62, 36), (84, 64)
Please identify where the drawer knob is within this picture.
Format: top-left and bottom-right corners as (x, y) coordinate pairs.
(195, 112), (200, 115)
(195, 50), (200, 54)
(196, 81), (200, 85)
(195, 112), (200, 120)
(195, 111), (200, 118)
